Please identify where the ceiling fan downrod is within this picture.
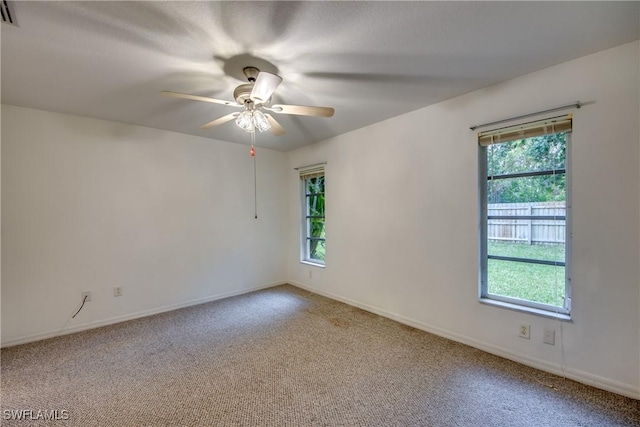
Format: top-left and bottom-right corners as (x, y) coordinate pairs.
(242, 67), (260, 83)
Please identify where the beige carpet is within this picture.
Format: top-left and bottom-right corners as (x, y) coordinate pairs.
(2, 284), (638, 426)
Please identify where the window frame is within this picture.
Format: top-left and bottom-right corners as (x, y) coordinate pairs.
(300, 170), (325, 267)
(478, 122), (572, 319)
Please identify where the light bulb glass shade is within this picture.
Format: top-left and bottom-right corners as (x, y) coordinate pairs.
(235, 110), (254, 132)
(253, 110), (271, 132)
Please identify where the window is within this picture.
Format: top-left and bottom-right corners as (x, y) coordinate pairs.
(300, 165), (325, 266)
(479, 115), (572, 316)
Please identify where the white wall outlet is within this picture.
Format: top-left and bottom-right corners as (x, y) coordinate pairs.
(519, 324), (531, 339)
(113, 287), (123, 297)
(81, 291), (91, 302)
(308, 269), (312, 279)
(543, 328), (555, 345)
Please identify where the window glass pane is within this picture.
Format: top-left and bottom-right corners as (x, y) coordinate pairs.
(489, 241), (565, 263)
(307, 176), (325, 194)
(487, 199), (566, 262)
(307, 194), (325, 217)
(487, 133), (566, 176)
(488, 259), (565, 307)
(488, 174), (565, 204)
(308, 219), (325, 238)
(309, 239), (325, 262)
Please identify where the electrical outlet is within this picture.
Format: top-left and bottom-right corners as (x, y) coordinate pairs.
(113, 287), (123, 297)
(308, 269), (312, 279)
(519, 324), (530, 339)
(543, 328), (555, 345)
(81, 291), (92, 302)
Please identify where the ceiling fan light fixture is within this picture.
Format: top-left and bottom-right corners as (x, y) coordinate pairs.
(236, 110), (254, 132)
(253, 110), (271, 132)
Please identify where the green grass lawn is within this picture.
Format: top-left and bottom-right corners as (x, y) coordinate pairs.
(487, 241), (565, 307)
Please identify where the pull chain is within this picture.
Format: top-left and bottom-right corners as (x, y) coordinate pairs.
(251, 131), (257, 219)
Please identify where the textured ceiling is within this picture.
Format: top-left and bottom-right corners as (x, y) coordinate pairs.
(2, 1), (638, 151)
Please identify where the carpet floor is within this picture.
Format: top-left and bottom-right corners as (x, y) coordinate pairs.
(1, 284), (639, 426)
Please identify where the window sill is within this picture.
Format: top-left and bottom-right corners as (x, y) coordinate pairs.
(479, 298), (572, 321)
(300, 260), (325, 268)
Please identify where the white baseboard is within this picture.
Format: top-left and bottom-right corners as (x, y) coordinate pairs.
(1, 281), (286, 348)
(289, 281), (640, 400)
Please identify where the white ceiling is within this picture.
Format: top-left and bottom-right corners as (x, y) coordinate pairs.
(2, 1), (638, 151)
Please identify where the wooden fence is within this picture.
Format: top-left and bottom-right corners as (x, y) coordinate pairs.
(488, 201), (565, 245)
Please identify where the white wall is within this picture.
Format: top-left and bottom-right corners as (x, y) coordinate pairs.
(1, 106), (287, 346)
(286, 41), (640, 398)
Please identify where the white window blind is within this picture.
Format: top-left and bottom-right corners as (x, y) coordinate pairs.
(478, 115), (572, 147)
(298, 165), (325, 180)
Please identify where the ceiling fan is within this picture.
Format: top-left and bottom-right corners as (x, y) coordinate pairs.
(161, 67), (335, 136)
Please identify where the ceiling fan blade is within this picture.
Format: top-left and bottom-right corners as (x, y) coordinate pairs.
(200, 112), (240, 129)
(161, 91), (241, 107)
(268, 104), (335, 117)
(249, 72), (282, 103)
(265, 114), (285, 136)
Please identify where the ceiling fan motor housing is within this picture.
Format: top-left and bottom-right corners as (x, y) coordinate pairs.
(233, 84), (256, 105)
